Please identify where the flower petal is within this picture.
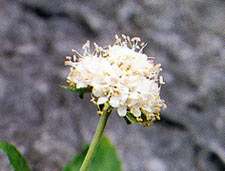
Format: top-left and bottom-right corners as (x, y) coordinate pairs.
(130, 105), (141, 117)
(117, 105), (127, 117)
(76, 81), (88, 88)
(109, 96), (120, 107)
(97, 97), (108, 105)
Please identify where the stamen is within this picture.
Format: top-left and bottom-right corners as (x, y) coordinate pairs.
(72, 49), (83, 58)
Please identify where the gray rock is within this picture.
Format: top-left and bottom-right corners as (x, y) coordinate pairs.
(0, 0), (224, 170)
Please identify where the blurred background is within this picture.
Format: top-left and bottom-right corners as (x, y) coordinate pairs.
(0, 0), (224, 170)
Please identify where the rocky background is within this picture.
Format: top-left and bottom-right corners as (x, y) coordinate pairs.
(0, 0), (224, 170)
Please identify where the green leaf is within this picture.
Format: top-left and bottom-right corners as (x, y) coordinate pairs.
(63, 136), (122, 171)
(125, 112), (153, 127)
(60, 85), (92, 99)
(0, 141), (30, 171)
(124, 112), (136, 124)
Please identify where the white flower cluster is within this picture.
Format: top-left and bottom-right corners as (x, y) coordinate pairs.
(65, 35), (166, 124)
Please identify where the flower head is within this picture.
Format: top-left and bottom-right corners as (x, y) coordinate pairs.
(65, 34), (166, 126)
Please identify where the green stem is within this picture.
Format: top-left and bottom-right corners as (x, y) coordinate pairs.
(79, 107), (112, 171)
